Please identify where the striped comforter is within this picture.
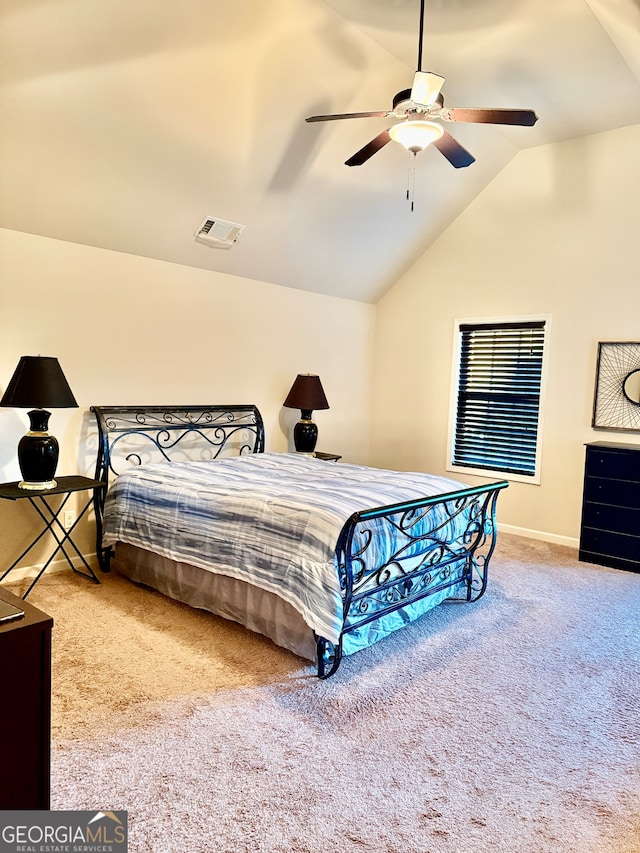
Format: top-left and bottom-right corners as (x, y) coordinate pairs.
(102, 452), (466, 644)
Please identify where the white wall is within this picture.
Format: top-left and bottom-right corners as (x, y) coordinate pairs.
(371, 124), (640, 546)
(0, 228), (376, 569)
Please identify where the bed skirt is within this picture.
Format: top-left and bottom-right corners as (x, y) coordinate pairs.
(111, 542), (462, 668)
(112, 543), (318, 662)
(111, 542), (466, 665)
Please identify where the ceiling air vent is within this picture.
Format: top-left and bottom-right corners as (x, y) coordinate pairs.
(194, 217), (245, 249)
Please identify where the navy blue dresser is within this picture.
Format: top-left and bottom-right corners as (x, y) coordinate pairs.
(579, 441), (640, 573)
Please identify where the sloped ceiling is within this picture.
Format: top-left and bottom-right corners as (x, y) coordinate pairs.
(1, 0), (640, 303)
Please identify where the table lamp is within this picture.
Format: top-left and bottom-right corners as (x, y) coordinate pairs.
(0, 356), (78, 490)
(283, 374), (329, 453)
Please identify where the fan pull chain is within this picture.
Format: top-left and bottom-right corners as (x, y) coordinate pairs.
(406, 152), (418, 211)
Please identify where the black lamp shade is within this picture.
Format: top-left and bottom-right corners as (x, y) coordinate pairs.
(1, 356), (78, 489)
(283, 374), (329, 413)
(283, 374), (329, 453)
(0, 356), (78, 409)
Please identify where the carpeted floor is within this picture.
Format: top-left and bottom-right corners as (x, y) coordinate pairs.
(9, 534), (640, 853)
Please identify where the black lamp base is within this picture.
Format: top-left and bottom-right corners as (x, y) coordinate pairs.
(293, 411), (318, 453)
(18, 409), (59, 490)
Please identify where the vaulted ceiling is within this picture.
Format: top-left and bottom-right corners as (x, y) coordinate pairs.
(2, 0), (640, 303)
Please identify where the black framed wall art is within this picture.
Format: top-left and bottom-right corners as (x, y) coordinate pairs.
(592, 341), (640, 431)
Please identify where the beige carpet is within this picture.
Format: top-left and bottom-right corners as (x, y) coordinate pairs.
(9, 534), (640, 853)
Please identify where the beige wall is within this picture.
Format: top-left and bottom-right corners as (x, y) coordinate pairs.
(0, 228), (376, 569)
(371, 124), (640, 546)
(3, 122), (639, 572)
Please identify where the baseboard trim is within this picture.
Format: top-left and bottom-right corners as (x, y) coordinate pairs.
(498, 523), (579, 551)
(2, 553), (99, 583)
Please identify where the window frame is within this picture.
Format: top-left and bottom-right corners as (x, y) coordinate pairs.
(446, 314), (551, 485)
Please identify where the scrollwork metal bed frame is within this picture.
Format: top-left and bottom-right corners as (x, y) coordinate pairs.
(91, 404), (508, 678)
(92, 404), (264, 569)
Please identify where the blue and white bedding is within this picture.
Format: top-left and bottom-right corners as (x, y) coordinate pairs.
(102, 452), (468, 645)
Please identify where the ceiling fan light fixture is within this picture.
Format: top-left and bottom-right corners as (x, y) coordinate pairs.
(389, 120), (443, 153)
(306, 0), (536, 170)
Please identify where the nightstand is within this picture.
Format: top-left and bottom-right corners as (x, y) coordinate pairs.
(0, 475), (107, 598)
(0, 586), (52, 808)
(313, 452), (342, 462)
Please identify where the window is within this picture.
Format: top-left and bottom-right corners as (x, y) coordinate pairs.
(448, 317), (549, 483)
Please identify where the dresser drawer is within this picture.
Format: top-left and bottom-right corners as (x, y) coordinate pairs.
(581, 501), (640, 534)
(579, 549), (640, 573)
(579, 527), (640, 563)
(585, 447), (640, 482)
(582, 476), (640, 509)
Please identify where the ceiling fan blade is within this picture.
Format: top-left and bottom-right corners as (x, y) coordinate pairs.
(345, 129), (392, 167)
(443, 108), (538, 127)
(410, 71), (445, 106)
(306, 111), (391, 123)
(432, 130), (475, 168)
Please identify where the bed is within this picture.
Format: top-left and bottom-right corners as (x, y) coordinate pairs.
(91, 404), (508, 678)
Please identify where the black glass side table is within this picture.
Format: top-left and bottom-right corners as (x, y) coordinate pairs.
(0, 476), (107, 599)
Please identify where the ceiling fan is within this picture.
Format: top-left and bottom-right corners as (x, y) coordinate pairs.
(305, 0), (538, 169)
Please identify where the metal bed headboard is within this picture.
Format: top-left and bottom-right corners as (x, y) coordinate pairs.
(91, 404), (264, 483)
(90, 404), (264, 571)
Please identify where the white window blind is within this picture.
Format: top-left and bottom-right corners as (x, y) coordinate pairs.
(452, 320), (546, 477)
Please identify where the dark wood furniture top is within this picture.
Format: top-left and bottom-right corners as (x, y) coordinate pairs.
(0, 586), (53, 808)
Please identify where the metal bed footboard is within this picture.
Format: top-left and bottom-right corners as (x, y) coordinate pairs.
(91, 404), (264, 571)
(315, 480), (508, 678)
